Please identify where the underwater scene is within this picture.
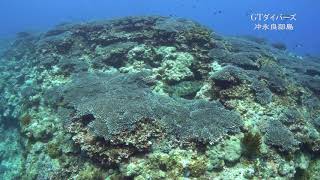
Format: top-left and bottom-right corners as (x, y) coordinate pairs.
(0, 1), (319, 179)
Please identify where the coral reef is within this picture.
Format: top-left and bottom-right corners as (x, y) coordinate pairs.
(59, 72), (242, 143)
(0, 16), (319, 179)
(264, 120), (300, 152)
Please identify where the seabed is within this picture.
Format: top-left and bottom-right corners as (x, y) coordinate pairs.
(0, 16), (320, 179)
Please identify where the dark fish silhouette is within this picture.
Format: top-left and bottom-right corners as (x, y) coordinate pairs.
(213, 10), (222, 15)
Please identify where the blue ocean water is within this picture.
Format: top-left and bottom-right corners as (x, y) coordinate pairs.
(0, 0), (319, 55)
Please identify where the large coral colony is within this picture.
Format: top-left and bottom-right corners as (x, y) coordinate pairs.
(0, 16), (319, 179)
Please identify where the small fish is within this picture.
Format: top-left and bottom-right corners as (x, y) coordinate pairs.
(213, 10), (222, 15)
(293, 44), (303, 50)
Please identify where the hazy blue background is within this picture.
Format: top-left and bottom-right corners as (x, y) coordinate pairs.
(0, 0), (319, 55)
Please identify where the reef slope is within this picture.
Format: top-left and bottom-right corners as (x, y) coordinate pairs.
(0, 16), (319, 179)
